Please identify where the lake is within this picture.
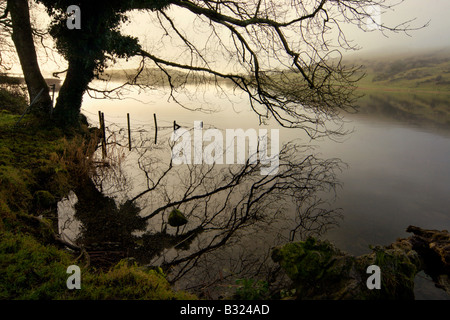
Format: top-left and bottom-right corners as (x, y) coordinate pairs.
(67, 84), (450, 299)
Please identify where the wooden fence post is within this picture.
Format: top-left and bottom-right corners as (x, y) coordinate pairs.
(98, 111), (107, 159)
(127, 113), (131, 151)
(102, 112), (107, 158)
(154, 113), (157, 144)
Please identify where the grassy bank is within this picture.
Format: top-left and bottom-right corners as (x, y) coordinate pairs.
(0, 88), (194, 300)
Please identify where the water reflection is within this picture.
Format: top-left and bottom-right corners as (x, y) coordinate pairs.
(59, 129), (344, 296)
(355, 90), (450, 133)
(58, 85), (450, 299)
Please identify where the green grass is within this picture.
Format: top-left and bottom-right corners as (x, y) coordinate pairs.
(0, 231), (195, 299)
(0, 87), (28, 114)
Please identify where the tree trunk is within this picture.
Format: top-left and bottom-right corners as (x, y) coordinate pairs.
(7, 0), (52, 117)
(53, 58), (95, 127)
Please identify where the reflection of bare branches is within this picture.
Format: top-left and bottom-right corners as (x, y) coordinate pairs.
(58, 119), (344, 292)
(114, 131), (343, 289)
(92, 126), (129, 197)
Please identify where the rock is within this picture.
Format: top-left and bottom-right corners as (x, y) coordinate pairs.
(271, 227), (450, 300)
(407, 226), (450, 270)
(271, 238), (362, 299)
(406, 225), (450, 295)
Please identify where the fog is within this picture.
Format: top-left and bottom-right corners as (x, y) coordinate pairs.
(342, 0), (450, 55)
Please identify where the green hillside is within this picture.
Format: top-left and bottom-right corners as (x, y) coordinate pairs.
(349, 48), (450, 93)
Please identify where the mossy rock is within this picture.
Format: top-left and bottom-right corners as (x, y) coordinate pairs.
(272, 238), (349, 299)
(272, 237), (423, 299)
(271, 238), (341, 282)
(168, 209), (188, 227)
(369, 245), (419, 299)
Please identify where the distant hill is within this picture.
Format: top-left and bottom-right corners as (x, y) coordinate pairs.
(0, 74), (62, 90)
(102, 48), (450, 93)
(341, 48), (450, 130)
(100, 67), (230, 87)
(346, 48), (450, 93)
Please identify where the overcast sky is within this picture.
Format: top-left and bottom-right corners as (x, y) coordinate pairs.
(135, 0), (450, 52)
(122, 0), (450, 66)
(18, 0), (450, 76)
(344, 0), (450, 54)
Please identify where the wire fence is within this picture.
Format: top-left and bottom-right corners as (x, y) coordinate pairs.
(80, 108), (202, 155)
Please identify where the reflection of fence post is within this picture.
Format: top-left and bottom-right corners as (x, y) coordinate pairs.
(127, 113), (131, 151)
(154, 113), (157, 144)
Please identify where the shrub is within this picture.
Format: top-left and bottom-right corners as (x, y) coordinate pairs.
(0, 87), (28, 114)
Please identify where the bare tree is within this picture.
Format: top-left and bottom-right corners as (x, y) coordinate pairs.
(121, 0), (424, 138)
(0, 0), (13, 72)
(5, 0), (53, 115)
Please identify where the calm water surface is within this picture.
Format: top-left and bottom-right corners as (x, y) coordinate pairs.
(78, 85), (450, 299)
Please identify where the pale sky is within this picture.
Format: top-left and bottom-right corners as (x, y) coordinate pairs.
(8, 0), (450, 76)
(123, 0), (450, 73)
(124, 0), (450, 55)
(114, 0), (450, 74)
(343, 0), (450, 54)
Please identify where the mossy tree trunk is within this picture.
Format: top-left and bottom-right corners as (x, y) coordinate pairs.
(53, 57), (95, 127)
(7, 0), (52, 118)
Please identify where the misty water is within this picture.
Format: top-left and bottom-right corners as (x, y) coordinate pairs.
(59, 84), (450, 299)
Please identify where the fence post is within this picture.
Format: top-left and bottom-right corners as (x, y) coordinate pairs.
(98, 111), (107, 159)
(154, 113), (157, 144)
(98, 111), (103, 158)
(102, 112), (107, 158)
(127, 113), (131, 151)
(14, 88), (45, 127)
